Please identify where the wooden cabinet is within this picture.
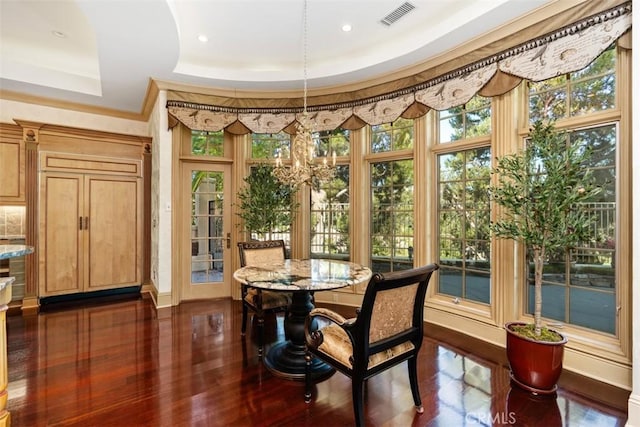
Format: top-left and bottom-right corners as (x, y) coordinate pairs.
(39, 153), (142, 297)
(0, 124), (25, 204)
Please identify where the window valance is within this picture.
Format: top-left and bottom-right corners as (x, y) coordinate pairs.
(167, 2), (631, 135)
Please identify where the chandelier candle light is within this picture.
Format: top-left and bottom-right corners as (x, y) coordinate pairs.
(273, 0), (336, 189)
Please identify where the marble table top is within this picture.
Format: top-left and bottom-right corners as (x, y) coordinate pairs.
(233, 258), (372, 292)
(0, 244), (34, 260)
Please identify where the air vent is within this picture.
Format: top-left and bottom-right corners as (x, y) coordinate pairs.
(380, 2), (416, 26)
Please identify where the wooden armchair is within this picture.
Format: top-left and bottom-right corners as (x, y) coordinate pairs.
(304, 263), (439, 427)
(237, 240), (292, 355)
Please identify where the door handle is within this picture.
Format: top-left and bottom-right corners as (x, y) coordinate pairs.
(226, 232), (231, 249)
(79, 217), (90, 230)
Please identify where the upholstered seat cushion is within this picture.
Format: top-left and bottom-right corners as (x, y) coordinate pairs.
(244, 288), (292, 309)
(317, 323), (415, 369)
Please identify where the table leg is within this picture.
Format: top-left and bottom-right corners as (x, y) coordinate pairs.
(263, 291), (334, 381)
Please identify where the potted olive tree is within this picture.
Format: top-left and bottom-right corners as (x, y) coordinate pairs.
(236, 164), (298, 241)
(490, 120), (601, 394)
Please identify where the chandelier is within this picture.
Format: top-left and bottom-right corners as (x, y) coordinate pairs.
(273, 0), (336, 190)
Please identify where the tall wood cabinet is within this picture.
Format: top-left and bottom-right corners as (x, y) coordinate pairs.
(39, 152), (143, 297)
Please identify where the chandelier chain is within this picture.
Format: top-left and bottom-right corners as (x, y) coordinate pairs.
(303, 0), (308, 113)
(273, 0), (336, 190)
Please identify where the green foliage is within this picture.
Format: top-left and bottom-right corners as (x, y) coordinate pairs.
(251, 133), (290, 159)
(191, 170), (223, 194)
(441, 95), (491, 142)
(529, 45), (615, 122)
(236, 164), (298, 239)
(371, 118), (413, 152)
(371, 159), (414, 237)
(368, 119), (415, 269)
(490, 120), (601, 251)
(191, 130), (223, 156)
(437, 146), (492, 297)
(370, 158), (414, 271)
(490, 120), (602, 338)
(310, 165), (350, 256)
(317, 128), (350, 157)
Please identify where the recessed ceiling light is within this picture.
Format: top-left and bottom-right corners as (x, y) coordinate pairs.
(198, 34), (208, 42)
(342, 24), (352, 32)
(51, 30), (66, 38)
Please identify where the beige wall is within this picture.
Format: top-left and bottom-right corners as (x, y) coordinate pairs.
(0, 99), (148, 136)
(147, 91), (174, 308)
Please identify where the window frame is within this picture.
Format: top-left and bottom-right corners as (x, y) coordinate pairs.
(511, 44), (630, 363)
(429, 133), (494, 321)
(435, 146), (492, 306)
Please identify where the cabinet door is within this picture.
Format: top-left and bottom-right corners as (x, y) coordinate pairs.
(40, 173), (83, 295)
(0, 127), (25, 203)
(85, 175), (141, 290)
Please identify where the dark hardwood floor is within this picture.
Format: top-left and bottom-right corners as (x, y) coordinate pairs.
(6, 294), (629, 426)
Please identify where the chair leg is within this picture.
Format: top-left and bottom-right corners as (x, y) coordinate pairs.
(304, 351), (312, 403)
(352, 378), (365, 427)
(408, 356), (424, 414)
(257, 314), (264, 357)
(241, 304), (248, 336)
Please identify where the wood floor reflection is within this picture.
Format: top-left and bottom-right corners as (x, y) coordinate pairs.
(6, 295), (629, 426)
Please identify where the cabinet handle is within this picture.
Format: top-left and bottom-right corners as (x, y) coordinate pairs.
(79, 216), (84, 230)
(85, 216), (89, 230)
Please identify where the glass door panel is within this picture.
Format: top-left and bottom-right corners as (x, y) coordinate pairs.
(182, 163), (231, 300)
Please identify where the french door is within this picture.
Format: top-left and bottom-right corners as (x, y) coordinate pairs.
(181, 162), (232, 300)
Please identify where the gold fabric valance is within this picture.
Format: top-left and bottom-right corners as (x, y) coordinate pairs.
(167, 2), (631, 135)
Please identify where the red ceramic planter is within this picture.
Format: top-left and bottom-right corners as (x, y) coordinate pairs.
(505, 321), (567, 395)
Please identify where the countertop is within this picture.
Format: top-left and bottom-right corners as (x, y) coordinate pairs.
(0, 245), (34, 260)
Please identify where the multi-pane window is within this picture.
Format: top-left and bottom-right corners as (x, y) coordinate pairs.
(437, 148), (492, 304)
(191, 130), (223, 156)
(369, 119), (414, 272)
(371, 118), (413, 153)
(311, 128), (350, 259)
(311, 164), (350, 260)
(525, 124), (617, 334)
(251, 132), (290, 159)
(529, 45), (615, 122)
(439, 95), (491, 143)
(370, 159), (414, 273)
(245, 135), (296, 246)
(527, 46), (618, 334)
